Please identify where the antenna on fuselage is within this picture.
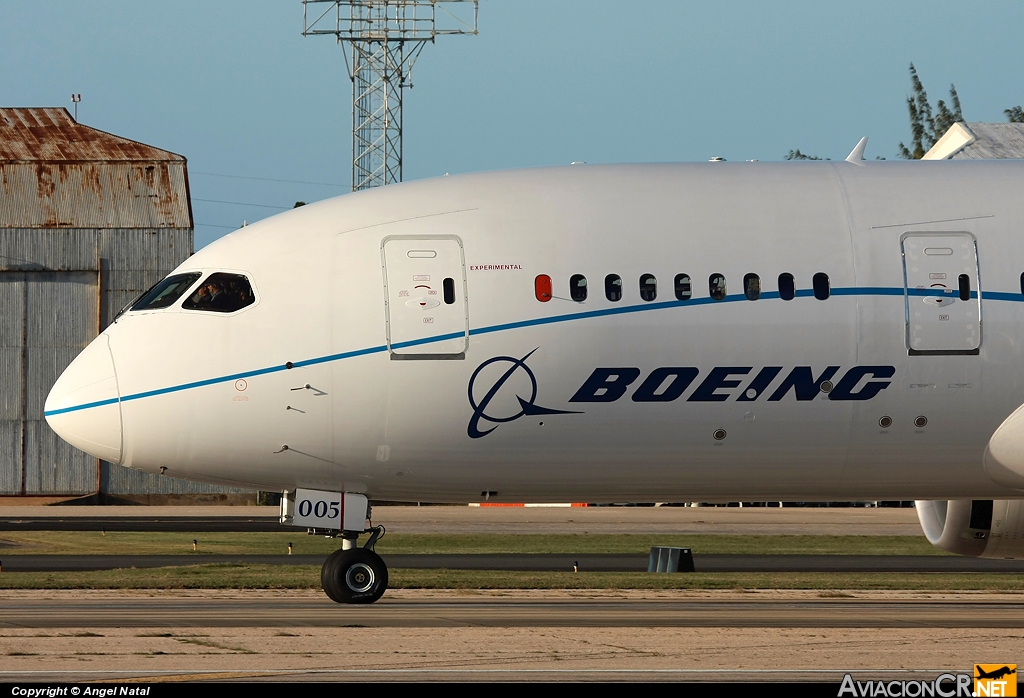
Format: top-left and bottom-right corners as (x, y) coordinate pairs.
(846, 137), (869, 164)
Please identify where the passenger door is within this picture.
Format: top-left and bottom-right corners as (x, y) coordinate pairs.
(901, 232), (981, 354)
(381, 235), (468, 359)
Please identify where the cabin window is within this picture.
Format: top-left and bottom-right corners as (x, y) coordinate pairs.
(535, 275), (552, 302)
(639, 274), (657, 302)
(813, 272), (830, 300)
(1020, 272), (1024, 297)
(709, 273), (727, 301)
(958, 274), (970, 301)
(743, 273), (761, 301)
(569, 274), (588, 302)
(443, 277), (456, 305)
(605, 274), (622, 302)
(778, 273), (795, 301)
(182, 273), (256, 313)
(674, 273), (692, 300)
(130, 272), (202, 312)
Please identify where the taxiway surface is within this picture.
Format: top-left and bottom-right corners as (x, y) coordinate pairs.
(0, 504), (924, 534)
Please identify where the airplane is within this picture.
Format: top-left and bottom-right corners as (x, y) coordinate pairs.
(975, 666), (1017, 681)
(43, 150), (1024, 604)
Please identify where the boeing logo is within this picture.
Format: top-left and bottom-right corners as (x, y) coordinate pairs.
(467, 357), (896, 438)
(570, 365), (896, 403)
(467, 349), (580, 439)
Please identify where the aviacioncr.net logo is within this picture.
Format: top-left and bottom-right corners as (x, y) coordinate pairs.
(467, 348), (579, 439)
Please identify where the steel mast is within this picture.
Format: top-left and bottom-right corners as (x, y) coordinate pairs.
(303, 1), (478, 192)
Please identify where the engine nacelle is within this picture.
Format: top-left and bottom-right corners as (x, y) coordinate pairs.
(916, 499), (1024, 559)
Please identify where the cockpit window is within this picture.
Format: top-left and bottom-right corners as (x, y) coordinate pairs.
(130, 273), (202, 312)
(182, 273), (256, 313)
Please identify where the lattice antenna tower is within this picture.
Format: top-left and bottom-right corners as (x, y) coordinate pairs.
(303, 1), (478, 192)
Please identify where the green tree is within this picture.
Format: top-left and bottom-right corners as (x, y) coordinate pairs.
(785, 65), (1024, 160)
(897, 63), (963, 159)
(785, 149), (825, 161)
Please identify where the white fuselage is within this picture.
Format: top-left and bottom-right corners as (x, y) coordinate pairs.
(44, 161), (1024, 503)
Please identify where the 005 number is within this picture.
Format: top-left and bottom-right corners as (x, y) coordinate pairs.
(297, 499), (339, 519)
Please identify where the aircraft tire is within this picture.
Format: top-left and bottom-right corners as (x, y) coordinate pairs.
(321, 549), (349, 603)
(322, 548), (388, 604)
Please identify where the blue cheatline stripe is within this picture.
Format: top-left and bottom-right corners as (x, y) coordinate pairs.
(391, 333), (465, 349)
(44, 396), (121, 416)
(833, 287), (904, 297)
(44, 345), (389, 417)
(983, 291), (1020, 302)
(42, 285), (1024, 417)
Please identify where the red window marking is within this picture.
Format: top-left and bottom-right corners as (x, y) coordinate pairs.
(535, 274), (552, 302)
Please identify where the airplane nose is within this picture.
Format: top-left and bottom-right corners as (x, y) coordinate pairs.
(44, 334), (122, 464)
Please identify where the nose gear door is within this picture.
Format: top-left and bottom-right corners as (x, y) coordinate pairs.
(382, 235), (468, 359)
(901, 232), (981, 355)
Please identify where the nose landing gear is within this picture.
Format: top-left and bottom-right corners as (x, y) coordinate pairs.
(322, 546), (388, 604)
(281, 490), (389, 604)
(321, 525), (387, 604)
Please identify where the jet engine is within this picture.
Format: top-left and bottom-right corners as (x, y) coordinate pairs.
(916, 499), (1024, 559)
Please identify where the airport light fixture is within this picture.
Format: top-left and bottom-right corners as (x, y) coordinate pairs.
(302, 0), (479, 192)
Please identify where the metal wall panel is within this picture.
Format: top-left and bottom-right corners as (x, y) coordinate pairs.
(24, 420), (97, 494)
(102, 464), (253, 495)
(0, 163), (191, 229)
(0, 272), (26, 494)
(20, 272), (99, 494)
(0, 228), (192, 274)
(0, 422), (20, 494)
(0, 228), (99, 271)
(0, 227), (194, 328)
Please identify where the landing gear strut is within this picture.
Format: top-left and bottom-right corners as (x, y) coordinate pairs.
(321, 526), (387, 604)
(280, 489), (389, 604)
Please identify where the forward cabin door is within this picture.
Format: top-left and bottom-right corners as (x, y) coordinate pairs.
(382, 235), (468, 359)
(901, 232), (981, 354)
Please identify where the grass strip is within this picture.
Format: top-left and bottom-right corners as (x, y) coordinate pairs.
(1, 564), (1021, 591)
(0, 532), (947, 556)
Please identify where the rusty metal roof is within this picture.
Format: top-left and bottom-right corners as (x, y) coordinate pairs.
(0, 108), (192, 228)
(0, 108), (184, 163)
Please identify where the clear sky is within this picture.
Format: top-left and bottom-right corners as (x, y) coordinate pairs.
(3, 1), (1023, 248)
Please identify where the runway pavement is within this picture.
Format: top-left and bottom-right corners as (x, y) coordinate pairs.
(2, 592), (1023, 628)
(3, 552), (1024, 572)
(3, 599), (1019, 684)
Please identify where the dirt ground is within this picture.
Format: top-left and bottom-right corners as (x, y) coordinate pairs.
(1, 589), (1020, 682)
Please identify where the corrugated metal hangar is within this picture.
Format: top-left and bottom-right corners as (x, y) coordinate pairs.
(1, 107), (248, 499)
